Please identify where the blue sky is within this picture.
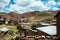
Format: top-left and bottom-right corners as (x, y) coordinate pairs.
(0, 0), (60, 14)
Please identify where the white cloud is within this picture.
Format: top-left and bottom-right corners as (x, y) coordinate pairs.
(49, 1), (56, 5)
(0, 0), (60, 13)
(30, 1), (44, 6)
(0, 0), (10, 12)
(53, 7), (59, 11)
(8, 0), (49, 13)
(26, 1), (49, 12)
(45, 0), (57, 11)
(8, 0), (57, 13)
(46, 0), (56, 7)
(57, 2), (60, 5)
(8, 4), (28, 13)
(14, 0), (35, 7)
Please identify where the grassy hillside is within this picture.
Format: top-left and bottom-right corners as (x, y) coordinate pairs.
(0, 11), (58, 21)
(26, 11), (58, 21)
(0, 24), (18, 40)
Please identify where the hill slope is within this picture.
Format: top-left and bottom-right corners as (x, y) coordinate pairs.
(23, 11), (58, 21)
(0, 11), (58, 21)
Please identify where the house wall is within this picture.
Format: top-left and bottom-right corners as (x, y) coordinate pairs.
(57, 14), (60, 36)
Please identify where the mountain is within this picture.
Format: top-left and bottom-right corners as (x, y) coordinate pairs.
(0, 11), (58, 21)
(22, 11), (58, 21)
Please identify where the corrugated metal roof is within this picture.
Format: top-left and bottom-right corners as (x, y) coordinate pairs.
(36, 26), (57, 35)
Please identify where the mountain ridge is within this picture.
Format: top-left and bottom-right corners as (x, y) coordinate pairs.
(0, 11), (58, 21)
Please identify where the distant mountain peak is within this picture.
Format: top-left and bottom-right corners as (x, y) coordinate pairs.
(9, 12), (17, 14)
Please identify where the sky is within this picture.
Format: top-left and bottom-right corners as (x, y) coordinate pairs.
(0, 0), (60, 14)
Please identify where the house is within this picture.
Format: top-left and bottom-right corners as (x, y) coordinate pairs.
(49, 18), (56, 26)
(0, 16), (6, 24)
(40, 22), (50, 26)
(55, 11), (60, 36)
(31, 22), (57, 36)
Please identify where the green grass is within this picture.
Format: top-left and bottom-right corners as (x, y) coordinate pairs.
(0, 24), (18, 40)
(0, 24), (18, 32)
